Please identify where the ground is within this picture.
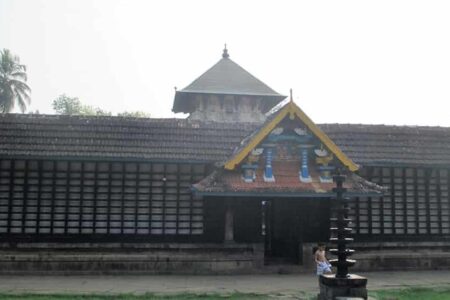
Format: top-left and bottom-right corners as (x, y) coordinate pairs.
(0, 270), (449, 299)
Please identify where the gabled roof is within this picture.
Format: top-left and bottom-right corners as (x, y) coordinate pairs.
(172, 48), (285, 113)
(224, 100), (359, 171)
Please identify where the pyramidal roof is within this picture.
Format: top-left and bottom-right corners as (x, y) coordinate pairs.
(172, 47), (286, 113)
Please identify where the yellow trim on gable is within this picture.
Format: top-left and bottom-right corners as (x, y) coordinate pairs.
(224, 101), (359, 172)
(289, 103), (359, 172)
(224, 104), (291, 170)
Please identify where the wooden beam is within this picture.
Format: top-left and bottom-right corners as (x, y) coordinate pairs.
(6, 160), (14, 234)
(175, 163), (180, 235)
(106, 162), (112, 235)
(36, 160), (43, 235)
(21, 160), (29, 234)
(148, 162), (153, 235)
(134, 163), (140, 234)
(79, 161), (85, 235)
(390, 167), (395, 234)
(402, 167), (407, 235)
(120, 162), (125, 235)
(64, 161), (71, 234)
(414, 167), (419, 235)
(425, 169), (431, 235)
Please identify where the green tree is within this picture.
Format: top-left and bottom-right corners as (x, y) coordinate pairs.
(52, 94), (111, 116)
(0, 49), (31, 113)
(117, 111), (151, 118)
(52, 94), (83, 115)
(53, 94), (150, 117)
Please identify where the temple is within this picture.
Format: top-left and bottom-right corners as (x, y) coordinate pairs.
(0, 48), (449, 273)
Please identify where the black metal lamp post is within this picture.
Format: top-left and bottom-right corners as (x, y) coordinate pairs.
(318, 172), (368, 300)
(329, 173), (355, 278)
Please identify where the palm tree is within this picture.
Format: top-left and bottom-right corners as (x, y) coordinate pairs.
(0, 49), (31, 113)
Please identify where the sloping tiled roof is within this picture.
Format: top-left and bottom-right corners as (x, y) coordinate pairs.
(322, 124), (450, 167)
(192, 161), (383, 197)
(172, 51), (285, 113)
(0, 114), (257, 162)
(179, 57), (282, 96)
(0, 114), (450, 167)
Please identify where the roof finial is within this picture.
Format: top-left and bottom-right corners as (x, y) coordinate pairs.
(222, 44), (229, 58)
(290, 88), (293, 102)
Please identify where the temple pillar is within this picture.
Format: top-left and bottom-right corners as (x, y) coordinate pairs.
(299, 147), (312, 182)
(263, 146), (275, 182)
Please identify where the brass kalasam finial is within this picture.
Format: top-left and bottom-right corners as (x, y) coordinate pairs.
(222, 44), (229, 58)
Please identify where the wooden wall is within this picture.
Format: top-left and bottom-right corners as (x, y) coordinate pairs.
(350, 166), (450, 240)
(0, 159), (208, 241)
(1, 158), (449, 243)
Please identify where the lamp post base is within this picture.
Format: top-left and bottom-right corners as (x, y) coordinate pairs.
(318, 274), (368, 300)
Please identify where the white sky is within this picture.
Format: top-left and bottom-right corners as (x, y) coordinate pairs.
(1, 0), (450, 126)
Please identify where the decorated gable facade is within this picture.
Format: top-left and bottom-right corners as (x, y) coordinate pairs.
(194, 100), (381, 197)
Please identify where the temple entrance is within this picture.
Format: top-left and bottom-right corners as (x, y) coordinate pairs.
(264, 198), (331, 264)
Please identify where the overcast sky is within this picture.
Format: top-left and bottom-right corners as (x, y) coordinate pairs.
(1, 0), (449, 126)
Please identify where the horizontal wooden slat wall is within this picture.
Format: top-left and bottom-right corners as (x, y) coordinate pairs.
(0, 159), (207, 238)
(349, 166), (450, 240)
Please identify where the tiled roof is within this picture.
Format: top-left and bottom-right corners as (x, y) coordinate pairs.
(172, 54), (285, 113)
(0, 114), (449, 167)
(179, 57), (283, 96)
(0, 114), (257, 162)
(193, 161), (383, 196)
(321, 124), (450, 167)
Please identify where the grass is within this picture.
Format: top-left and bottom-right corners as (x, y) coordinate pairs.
(369, 286), (450, 300)
(0, 287), (450, 300)
(0, 293), (268, 300)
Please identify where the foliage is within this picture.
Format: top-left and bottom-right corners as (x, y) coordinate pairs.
(0, 49), (31, 113)
(52, 95), (83, 115)
(52, 94), (111, 116)
(52, 95), (149, 117)
(117, 111), (151, 118)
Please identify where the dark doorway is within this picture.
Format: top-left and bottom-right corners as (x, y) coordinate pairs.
(264, 198), (331, 264)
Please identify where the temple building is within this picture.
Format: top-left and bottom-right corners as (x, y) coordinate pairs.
(0, 48), (449, 273)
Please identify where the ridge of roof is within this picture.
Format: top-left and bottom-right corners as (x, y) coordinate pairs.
(0, 113), (260, 128)
(2, 114), (450, 130)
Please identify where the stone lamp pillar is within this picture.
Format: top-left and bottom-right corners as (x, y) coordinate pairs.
(318, 172), (368, 300)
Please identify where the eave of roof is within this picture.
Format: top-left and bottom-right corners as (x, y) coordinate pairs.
(192, 168), (384, 197)
(192, 191), (381, 198)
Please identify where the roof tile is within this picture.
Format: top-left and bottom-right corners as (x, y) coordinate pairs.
(1, 114), (450, 167)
